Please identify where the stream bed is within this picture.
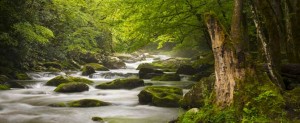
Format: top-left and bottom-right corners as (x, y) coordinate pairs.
(0, 55), (193, 123)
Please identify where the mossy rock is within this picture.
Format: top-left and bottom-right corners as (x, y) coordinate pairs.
(84, 63), (109, 71)
(176, 65), (197, 75)
(136, 63), (154, 70)
(54, 82), (89, 93)
(138, 86), (183, 107)
(0, 84), (10, 90)
(47, 67), (61, 72)
(43, 62), (62, 69)
(284, 87), (300, 119)
(49, 99), (111, 107)
(92, 117), (104, 122)
(180, 75), (215, 109)
(15, 73), (31, 80)
(151, 74), (180, 81)
(82, 66), (96, 76)
(150, 58), (191, 71)
(95, 78), (144, 89)
(46, 75), (93, 86)
(188, 72), (212, 82)
(139, 68), (164, 79)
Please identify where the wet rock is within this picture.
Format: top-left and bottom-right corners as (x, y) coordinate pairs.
(139, 68), (164, 79)
(137, 63), (154, 70)
(49, 99), (111, 107)
(103, 56), (126, 69)
(83, 63), (109, 71)
(151, 74), (180, 81)
(15, 73), (31, 80)
(92, 117), (104, 122)
(46, 75), (93, 86)
(138, 86), (183, 107)
(176, 65), (197, 75)
(54, 82), (89, 93)
(180, 75), (215, 109)
(82, 66), (96, 76)
(151, 58), (191, 71)
(95, 78), (144, 89)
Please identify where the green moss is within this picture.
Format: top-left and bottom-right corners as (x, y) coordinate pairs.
(284, 87), (300, 119)
(68, 99), (110, 107)
(0, 84), (10, 90)
(15, 73), (31, 80)
(150, 58), (191, 71)
(47, 67), (61, 72)
(151, 74), (180, 81)
(46, 75), (93, 86)
(49, 99), (111, 107)
(84, 63), (109, 71)
(54, 82), (89, 93)
(95, 78), (144, 89)
(138, 86), (183, 107)
(92, 117), (104, 122)
(136, 63), (154, 70)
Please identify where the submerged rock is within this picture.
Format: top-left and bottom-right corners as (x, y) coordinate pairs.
(46, 75), (93, 86)
(95, 78), (144, 89)
(180, 75), (215, 109)
(138, 86), (183, 107)
(138, 68), (164, 79)
(49, 99), (111, 107)
(82, 66), (96, 76)
(151, 74), (180, 81)
(92, 117), (104, 122)
(54, 82), (89, 93)
(176, 65), (197, 75)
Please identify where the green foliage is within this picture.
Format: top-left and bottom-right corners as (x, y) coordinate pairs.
(0, 84), (10, 90)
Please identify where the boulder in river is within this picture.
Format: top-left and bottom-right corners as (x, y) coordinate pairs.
(84, 63), (109, 71)
(46, 75), (93, 86)
(49, 99), (111, 107)
(137, 63), (155, 70)
(176, 65), (197, 75)
(15, 73), (31, 80)
(54, 82), (89, 93)
(103, 56), (126, 69)
(92, 117), (104, 122)
(138, 86), (183, 107)
(151, 74), (180, 81)
(82, 65), (96, 76)
(180, 75), (215, 109)
(139, 68), (164, 79)
(95, 78), (144, 89)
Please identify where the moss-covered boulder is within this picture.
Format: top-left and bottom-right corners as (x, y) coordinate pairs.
(43, 62), (62, 70)
(180, 75), (215, 109)
(176, 65), (197, 75)
(92, 117), (104, 122)
(151, 74), (181, 81)
(82, 66), (96, 76)
(15, 73), (31, 80)
(150, 58), (191, 71)
(46, 75), (93, 86)
(84, 63), (109, 71)
(49, 99), (111, 107)
(103, 56), (126, 69)
(95, 78), (144, 89)
(138, 86), (183, 107)
(139, 68), (164, 79)
(137, 63), (154, 70)
(54, 82), (89, 93)
(188, 72), (212, 82)
(0, 84), (10, 90)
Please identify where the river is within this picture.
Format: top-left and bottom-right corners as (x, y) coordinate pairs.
(0, 55), (193, 123)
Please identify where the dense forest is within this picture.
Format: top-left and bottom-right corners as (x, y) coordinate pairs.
(0, 0), (300, 123)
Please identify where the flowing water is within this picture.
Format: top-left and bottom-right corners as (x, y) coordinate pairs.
(0, 55), (194, 123)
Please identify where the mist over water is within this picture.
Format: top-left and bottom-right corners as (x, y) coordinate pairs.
(0, 55), (192, 123)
